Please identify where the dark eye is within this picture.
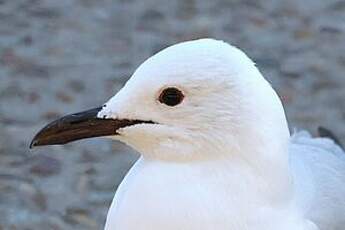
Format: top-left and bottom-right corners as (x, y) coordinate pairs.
(159, 87), (184, 106)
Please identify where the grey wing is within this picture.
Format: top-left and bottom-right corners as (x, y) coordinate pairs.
(317, 127), (344, 150)
(289, 130), (345, 230)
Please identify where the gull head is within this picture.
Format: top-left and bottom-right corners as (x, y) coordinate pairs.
(31, 39), (289, 162)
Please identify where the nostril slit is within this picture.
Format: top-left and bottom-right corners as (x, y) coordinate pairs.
(103, 104), (107, 108)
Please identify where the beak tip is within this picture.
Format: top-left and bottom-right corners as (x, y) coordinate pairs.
(29, 138), (39, 149)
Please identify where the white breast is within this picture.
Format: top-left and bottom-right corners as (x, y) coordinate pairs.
(105, 157), (315, 230)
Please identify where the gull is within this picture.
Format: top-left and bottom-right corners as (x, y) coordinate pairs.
(30, 39), (345, 230)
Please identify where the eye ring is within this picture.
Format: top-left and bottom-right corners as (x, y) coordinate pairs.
(158, 87), (184, 107)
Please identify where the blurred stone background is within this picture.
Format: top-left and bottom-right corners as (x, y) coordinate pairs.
(0, 0), (344, 229)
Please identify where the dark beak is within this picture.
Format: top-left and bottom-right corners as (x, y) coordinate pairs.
(30, 107), (154, 148)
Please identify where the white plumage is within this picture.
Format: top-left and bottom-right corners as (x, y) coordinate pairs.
(290, 131), (345, 230)
(95, 39), (345, 230)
